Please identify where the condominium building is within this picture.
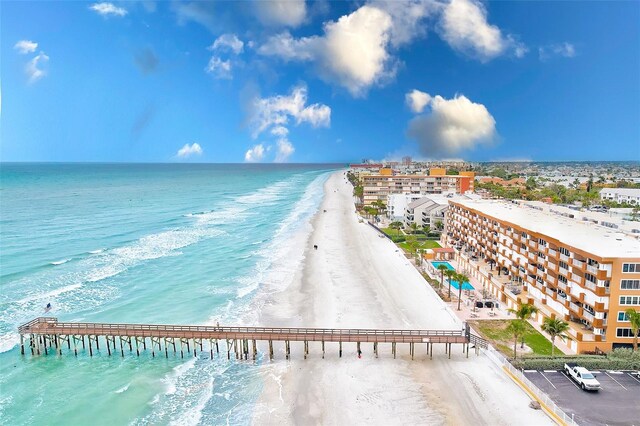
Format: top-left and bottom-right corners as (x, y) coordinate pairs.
(600, 188), (640, 205)
(445, 199), (640, 353)
(361, 169), (475, 205)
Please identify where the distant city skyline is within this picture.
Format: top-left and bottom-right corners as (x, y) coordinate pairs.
(2, 1), (639, 163)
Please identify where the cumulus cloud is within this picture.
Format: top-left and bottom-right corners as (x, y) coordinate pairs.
(255, 0), (307, 28)
(173, 1), (215, 31)
(205, 56), (232, 79)
(438, 0), (525, 61)
(245, 144), (266, 162)
(176, 142), (203, 158)
(14, 40), (38, 54)
(244, 84), (330, 162)
(26, 52), (49, 83)
(370, 0), (436, 47)
(89, 2), (128, 17)
(275, 139), (295, 162)
(259, 5), (398, 96)
(250, 84), (330, 138)
(407, 92), (496, 156)
(539, 42), (576, 61)
(209, 34), (244, 54)
(405, 89), (432, 113)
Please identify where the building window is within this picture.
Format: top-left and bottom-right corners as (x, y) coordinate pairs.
(585, 273), (596, 284)
(559, 247), (570, 257)
(617, 311), (637, 322)
(521, 232), (528, 238)
(558, 275), (568, 284)
(616, 328), (639, 338)
(619, 296), (640, 306)
(538, 238), (547, 246)
(621, 280), (640, 290)
(559, 261), (569, 270)
(622, 263), (640, 273)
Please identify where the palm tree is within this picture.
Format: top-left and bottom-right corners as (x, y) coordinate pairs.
(437, 264), (449, 292)
(444, 269), (456, 299)
(541, 317), (569, 357)
(506, 320), (527, 359)
(410, 222), (418, 235)
(508, 303), (539, 348)
(422, 224), (431, 235)
(389, 221), (403, 237)
(625, 309), (640, 351)
(456, 273), (469, 311)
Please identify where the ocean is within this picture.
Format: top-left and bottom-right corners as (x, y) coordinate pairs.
(0, 163), (338, 425)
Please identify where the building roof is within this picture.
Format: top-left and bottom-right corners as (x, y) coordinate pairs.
(600, 188), (640, 196)
(452, 199), (640, 258)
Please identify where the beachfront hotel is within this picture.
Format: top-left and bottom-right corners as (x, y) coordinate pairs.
(361, 168), (475, 205)
(444, 199), (640, 353)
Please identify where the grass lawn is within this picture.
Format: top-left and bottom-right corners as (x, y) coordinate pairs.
(468, 319), (554, 357)
(381, 227), (402, 237)
(398, 239), (441, 253)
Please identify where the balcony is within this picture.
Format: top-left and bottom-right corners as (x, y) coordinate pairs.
(583, 310), (595, 323)
(559, 267), (569, 276)
(560, 254), (569, 262)
(547, 248), (557, 257)
(571, 258), (584, 269)
(557, 281), (567, 291)
(584, 281), (596, 292)
(586, 264), (598, 275)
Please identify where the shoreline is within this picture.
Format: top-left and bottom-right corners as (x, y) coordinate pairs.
(252, 170), (552, 425)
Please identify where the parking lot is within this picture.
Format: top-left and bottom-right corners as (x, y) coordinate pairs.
(523, 369), (640, 426)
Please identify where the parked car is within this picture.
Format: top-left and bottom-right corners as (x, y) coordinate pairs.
(632, 371), (640, 379)
(564, 363), (601, 391)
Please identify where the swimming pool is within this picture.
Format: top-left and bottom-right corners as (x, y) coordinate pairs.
(430, 261), (475, 290)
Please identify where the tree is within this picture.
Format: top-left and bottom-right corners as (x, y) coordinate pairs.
(410, 222), (418, 234)
(434, 220), (444, 231)
(525, 177), (537, 191)
(422, 224), (431, 235)
(625, 309), (640, 351)
(456, 273), (469, 311)
(508, 303), (539, 348)
(437, 264), (449, 291)
(506, 320), (527, 358)
(389, 221), (403, 237)
(541, 318), (569, 357)
(444, 269), (456, 299)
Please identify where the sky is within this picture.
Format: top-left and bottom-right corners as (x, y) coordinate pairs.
(2, 0), (639, 163)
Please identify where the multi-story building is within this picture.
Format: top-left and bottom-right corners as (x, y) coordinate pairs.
(600, 188), (640, 205)
(404, 197), (448, 230)
(445, 199), (640, 353)
(361, 168), (475, 205)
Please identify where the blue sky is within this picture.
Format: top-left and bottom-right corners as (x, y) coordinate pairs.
(2, 0), (639, 163)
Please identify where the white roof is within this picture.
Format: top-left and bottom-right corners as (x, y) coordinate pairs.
(452, 199), (640, 258)
(600, 188), (640, 196)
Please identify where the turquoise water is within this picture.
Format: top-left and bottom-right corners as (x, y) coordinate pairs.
(0, 163), (338, 425)
(430, 262), (474, 290)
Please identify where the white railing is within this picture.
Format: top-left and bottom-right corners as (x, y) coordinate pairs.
(586, 264), (597, 275)
(484, 347), (577, 425)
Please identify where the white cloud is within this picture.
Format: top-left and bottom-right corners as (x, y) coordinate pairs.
(539, 42), (576, 61)
(209, 34), (244, 55)
(205, 56), (232, 79)
(89, 2), (128, 17)
(370, 0), (436, 47)
(258, 5), (397, 96)
(275, 139), (295, 162)
(14, 40), (38, 54)
(26, 52), (49, 83)
(176, 143), (203, 158)
(245, 144), (266, 162)
(255, 0), (307, 28)
(405, 89), (432, 113)
(173, 1), (215, 31)
(250, 84), (330, 138)
(407, 92), (496, 156)
(438, 0), (525, 62)
(271, 126), (289, 136)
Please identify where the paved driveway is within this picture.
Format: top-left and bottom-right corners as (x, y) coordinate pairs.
(523, 369), (640, 426)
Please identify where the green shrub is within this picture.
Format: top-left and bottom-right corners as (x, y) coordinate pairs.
(511, 354), (640, 370)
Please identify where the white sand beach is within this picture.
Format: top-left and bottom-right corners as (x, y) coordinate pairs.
(253, 171), (552, 425)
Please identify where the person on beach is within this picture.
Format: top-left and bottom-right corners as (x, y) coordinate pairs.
(313, 244), (318, 250)
(357, 349), (362, 359)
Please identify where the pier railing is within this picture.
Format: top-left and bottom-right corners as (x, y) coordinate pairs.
(18, 317), (488, 360)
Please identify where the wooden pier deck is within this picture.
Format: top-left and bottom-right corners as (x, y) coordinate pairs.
(18, 317), (488, 360)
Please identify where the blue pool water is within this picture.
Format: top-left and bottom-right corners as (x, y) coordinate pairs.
(430, 261), (474, 290)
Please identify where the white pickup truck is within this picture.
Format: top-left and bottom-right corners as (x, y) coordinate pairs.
(564, 363), (601, 391)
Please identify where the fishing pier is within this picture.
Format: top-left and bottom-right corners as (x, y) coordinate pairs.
(18, 317), (487, 360)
